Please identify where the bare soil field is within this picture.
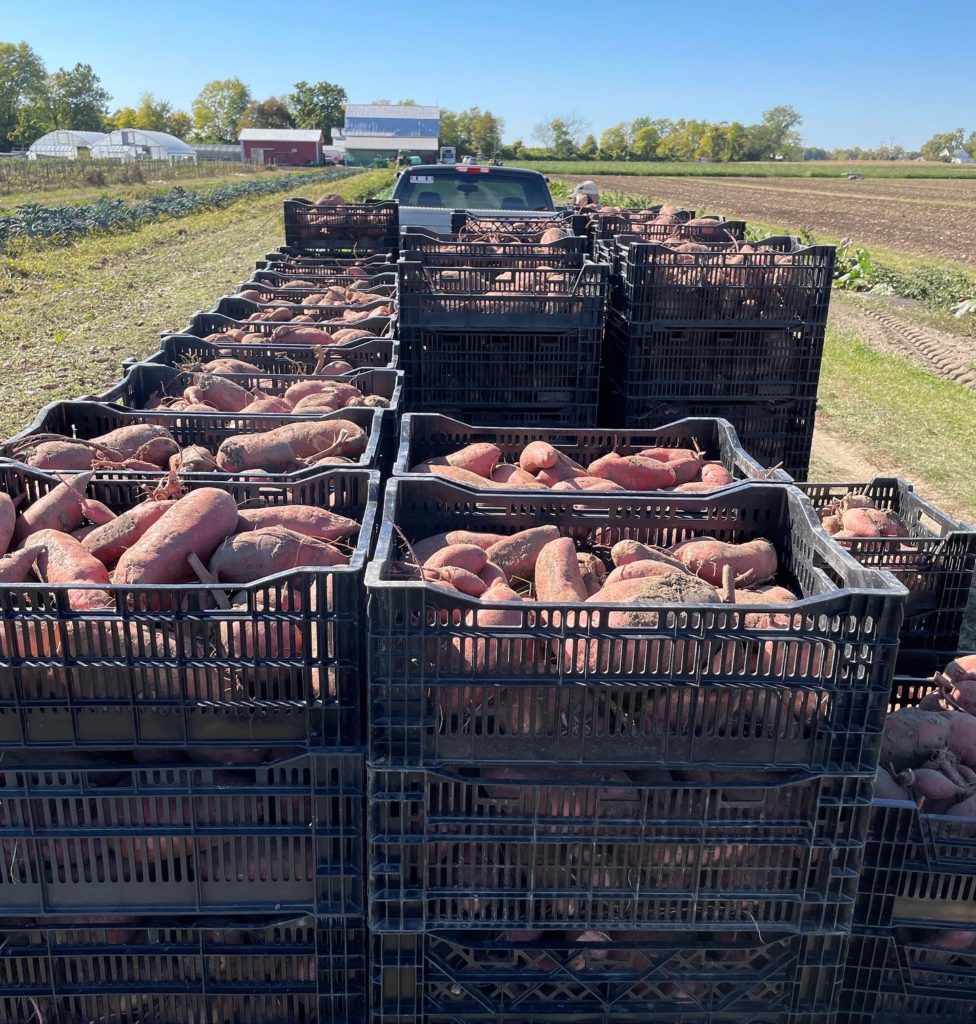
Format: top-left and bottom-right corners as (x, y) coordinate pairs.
(568, 174), (976, 265)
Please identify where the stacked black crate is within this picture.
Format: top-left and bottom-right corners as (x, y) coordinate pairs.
(838, 654), (976, 1024)
(365, 473), (908, 1024)
(593, 210), (834, 479)
(0, 204), (401, 1020)
(397, 218), (607, 427)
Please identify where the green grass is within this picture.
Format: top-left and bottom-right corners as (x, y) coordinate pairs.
(0, 169), (392, 438)
(817, 327), (976, 515)
(0, 165), (307, 213)
(513, 159), (976, 179)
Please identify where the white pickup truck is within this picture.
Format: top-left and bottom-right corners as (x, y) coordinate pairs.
(391, 163), (556, 234)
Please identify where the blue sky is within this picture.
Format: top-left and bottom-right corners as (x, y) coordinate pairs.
(6, 0), (974, 149)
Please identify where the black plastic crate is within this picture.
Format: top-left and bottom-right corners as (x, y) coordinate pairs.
(144, 332), (397, 372)
(600, 387), (817, 480)
(587, 206), (694, 242)
(856, 794), (976, 933)
(368, 765), (872, 933)
(0, 464), (377, 752)
(256, 247), (396, 273)
(94, 363), (402, 417)
(283, 197), (399, 252)
(372, 929), (848, 1023)
(211, 294), (395, 322)
(604, 309), (826, 403)
(398, 326), (601, 427)
(177, 307), (393, 344)
(839, 931), (976, 1024)
(0, 750), (363, 915)
(398, 261), (607, 331)
(393, 412), (792, 485)
(0, 913), (366, 1023)
(608, 236), (835, 326)
(400, 226), (587, 267)
(797, 479), (976, 669)
(248, 266), (397, 290)
(451, 210), (584, 240)
(367, 478), (905, 771)
(2, 400), (384, 480)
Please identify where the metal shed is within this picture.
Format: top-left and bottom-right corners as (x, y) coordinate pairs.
(27, 130), (106, 159)
(90, 129), (197, 163)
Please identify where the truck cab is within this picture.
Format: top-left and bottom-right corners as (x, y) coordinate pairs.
(438, 146), (456, 165)
(392, 163), (555, 233)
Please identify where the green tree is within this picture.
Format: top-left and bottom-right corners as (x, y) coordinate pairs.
(191, 78), (251, 142)
(167, 109), (192, 139)
(745, 105), (802, 159)
(0, 41), (46, 149)
(966, 131), (976, 158)
(599, 122), (631, 160)
(657, 119), (709, 161)
(290, 80), (346, 138)
(105, 105), (138, 129)
(921, 128), (965, 160)
(631, 124), (661, 160)
(41, 63), (111, 130)
(533, 114), (588, 157)
(439, 107), (504, 156)
(240, 96), (294, 130)
(579, 133), (597, 159)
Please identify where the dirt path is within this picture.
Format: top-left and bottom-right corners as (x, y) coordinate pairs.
(567, 173), (976, 266)
(828, 294), (976, 390)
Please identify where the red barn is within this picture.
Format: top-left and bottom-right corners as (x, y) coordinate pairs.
(238, 129), (323, 166)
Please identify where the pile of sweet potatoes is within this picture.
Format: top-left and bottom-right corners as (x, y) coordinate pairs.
(238, 279), (394, 307)
(223, 297), (395, 326)
(203, 322), (385, 347)
(878, 655), (976, 816)
(143, 372), (389, 416)
(7, 410), (374, 476)
(817, 492), (910, 539)
(0, 474), (360, 609)
(410, 439), (736, 492)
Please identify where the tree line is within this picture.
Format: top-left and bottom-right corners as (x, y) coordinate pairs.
(3, 41), (975, 162)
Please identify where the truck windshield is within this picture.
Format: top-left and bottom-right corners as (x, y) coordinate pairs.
(395, 171), (551, 210)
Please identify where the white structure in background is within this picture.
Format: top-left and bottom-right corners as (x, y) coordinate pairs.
(90, 129), (197, 163)
(939, 147), (975, 164)
(27, 130), (105, 159)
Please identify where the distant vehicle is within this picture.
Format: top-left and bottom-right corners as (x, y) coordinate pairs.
(392, 163), (555, 233)
(439, 146), (456, 165)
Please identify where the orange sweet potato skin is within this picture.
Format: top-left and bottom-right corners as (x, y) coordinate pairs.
(114, 489), (239, 585)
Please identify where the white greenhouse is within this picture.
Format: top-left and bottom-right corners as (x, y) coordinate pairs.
(89, 129), (197, 163)
(27, 130), (106, 159)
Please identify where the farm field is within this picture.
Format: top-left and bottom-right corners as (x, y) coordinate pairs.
(554, 173), (976, 266)
(515, 159), (976, 180)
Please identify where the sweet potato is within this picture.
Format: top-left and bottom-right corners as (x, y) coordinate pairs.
(415, 443), (500, 479)
(210, 526), (346, 582)
(591, 569), (721, 607)
(477, 561), (507, 587)
(82, 500), (177, 566)
(874, 766), (909, 800)
(282, 379), (360, 407)
(216, 420), (365, 472)
(33, 529), (112, 610)
(0, 544), (44, 584)
(423, 465), (509, 489)
(80, 498), (116, 525)
(485, 526), (560, 582)
(587, 452), (677, 490)
(90, 425), (178, 467)
(948, 713), (976, 765)
(604, 559), (691, 587)
(670, 537), (777, 587)
(170, 445), (218, 473)
(235, 506), (358, 542)
(881, 708), (952, 770)
(184, 375), (254, 413)
(424, 543), (488, 575)
(12, 471), (93, 547)
(202, 358), (261, 374)
(0, 492), (17, 555)
(551, 476), (626, 492)
(26, 439), (96, 471)
(426, 565), (487, 596)
(535, 538), (588, 602)
(610, 540), (686, 570)
(491, 464), (547, 488)
(841, 507), (910, 538)
(700, 463), (734, 487)
(288, 393), (347, 414)
(114, 488), (239, 585)
(412, 531), (506, 564)
(240, 396), (293, 414)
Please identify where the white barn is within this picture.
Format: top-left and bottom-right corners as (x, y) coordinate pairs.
(28, 130), (105, 159)
(90, 129), (196, 163)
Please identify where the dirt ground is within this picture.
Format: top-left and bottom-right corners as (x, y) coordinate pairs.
(569, 174), (976, 265)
